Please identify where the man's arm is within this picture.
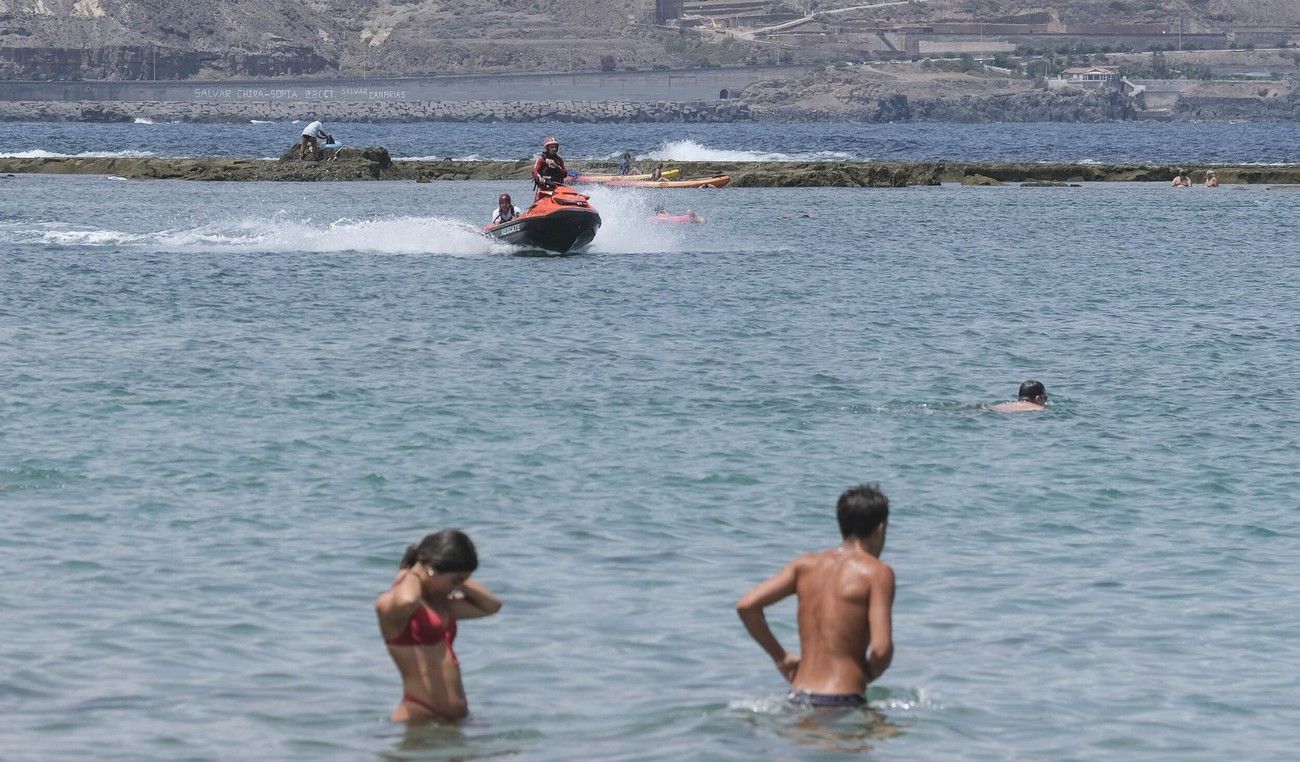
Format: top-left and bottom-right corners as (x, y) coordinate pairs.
(865, 563), (895, 682)
(736, 559), (802, 681)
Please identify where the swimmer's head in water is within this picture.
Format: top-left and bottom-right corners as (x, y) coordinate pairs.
(1018, 379), (1047, 402)
(401, 529), (479, 575)
(836, 484), (889, 541)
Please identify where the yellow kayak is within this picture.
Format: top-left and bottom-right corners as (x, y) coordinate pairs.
(577, 166), (681, 182)
(606, 175), (730, 189)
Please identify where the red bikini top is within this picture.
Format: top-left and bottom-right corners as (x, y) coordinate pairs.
(387, 602), (458, 661)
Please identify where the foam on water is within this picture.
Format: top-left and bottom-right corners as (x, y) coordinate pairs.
(581, 187), (684, 254)
(151, 214), (505, 255)
(5, 214), (505, 256)
(0, 149), (157, 159)
(3, 194), (679, 256)
(641, 139), (854, 163)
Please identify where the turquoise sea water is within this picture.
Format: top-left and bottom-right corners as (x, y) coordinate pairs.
(2, 173), (1299, 760)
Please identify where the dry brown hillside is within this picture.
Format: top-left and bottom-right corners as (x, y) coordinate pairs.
(804, 0), (1300, 26)
(0, 0), (1295, 80)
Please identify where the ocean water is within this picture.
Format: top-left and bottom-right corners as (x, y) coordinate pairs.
(2, 172), (1299, 761)
(2, 119), (1300, 165)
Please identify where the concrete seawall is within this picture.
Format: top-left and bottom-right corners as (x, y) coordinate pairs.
(0, 67), (807, 104)
(0, 99), (751, 124)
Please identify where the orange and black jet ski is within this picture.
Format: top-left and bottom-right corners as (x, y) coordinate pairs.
(484, 185), (601, 254)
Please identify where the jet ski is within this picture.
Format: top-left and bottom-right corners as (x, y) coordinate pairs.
(484, 184), (601, 254)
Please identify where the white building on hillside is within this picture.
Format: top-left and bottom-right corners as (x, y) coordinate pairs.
(1062, 66), (1120, 83)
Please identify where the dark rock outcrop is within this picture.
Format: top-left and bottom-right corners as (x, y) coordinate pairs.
(751, 88), (1136, 123)
(277, 143), (392, 166)
(78, 105), (133, 123)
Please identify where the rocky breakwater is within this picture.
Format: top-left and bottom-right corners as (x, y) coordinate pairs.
(0, 99), (750, 124)
(0, 146), (400, 181)
(4, 152), (1300, 186)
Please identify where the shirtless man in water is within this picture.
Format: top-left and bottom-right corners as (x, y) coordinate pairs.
(991, 379), (1048, 413)
(737, 484), (895, 708)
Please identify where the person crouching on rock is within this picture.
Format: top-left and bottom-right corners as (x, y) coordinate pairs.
(491, 193), (520, 225)
(299, 120), (333, 160)
(532, 136), (567, 200)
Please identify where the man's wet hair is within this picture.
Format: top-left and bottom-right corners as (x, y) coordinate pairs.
(836, 484), (889, 540)
(1018, 379), (1046, 401)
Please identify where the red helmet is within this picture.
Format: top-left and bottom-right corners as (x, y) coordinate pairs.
(499, 192), (512, 203)
(543, 136), (559, 148)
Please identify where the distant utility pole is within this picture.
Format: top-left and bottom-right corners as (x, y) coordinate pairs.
(1178, 16), (1183, 51)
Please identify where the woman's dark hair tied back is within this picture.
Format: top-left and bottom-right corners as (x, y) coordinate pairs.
(399, 529), (478, 575)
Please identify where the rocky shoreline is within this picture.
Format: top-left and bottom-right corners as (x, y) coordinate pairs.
(3, 150), (1298, 186)
(0, 99), (751, 124)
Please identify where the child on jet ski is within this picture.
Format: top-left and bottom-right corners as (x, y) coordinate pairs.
(491, 193), (520, 225)
(532, 137), (568, 200)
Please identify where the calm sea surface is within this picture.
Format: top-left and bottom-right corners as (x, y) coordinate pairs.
(2, 152), (1299, 761)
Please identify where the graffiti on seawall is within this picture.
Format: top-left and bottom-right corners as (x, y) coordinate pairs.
(192, 87), (410, 101)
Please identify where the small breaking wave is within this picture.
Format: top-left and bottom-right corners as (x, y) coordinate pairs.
(639, 139), (855, 163)
(0, 149), (157, 159)
(3, 214), (510, 256)
(2, 195), (685, 256)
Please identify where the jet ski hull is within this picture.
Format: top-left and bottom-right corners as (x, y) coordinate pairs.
(488, 208), (601, 253)
(484, 186), (601, 254)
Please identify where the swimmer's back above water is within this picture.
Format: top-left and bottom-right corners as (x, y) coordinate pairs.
(736, 485), (896, 706)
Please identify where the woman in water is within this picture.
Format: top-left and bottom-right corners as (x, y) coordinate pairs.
(375, 530), (502, 722)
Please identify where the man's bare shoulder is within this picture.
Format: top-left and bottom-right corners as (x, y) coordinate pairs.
(991, 400), (1046, 413)
(800, 547), (890, 577)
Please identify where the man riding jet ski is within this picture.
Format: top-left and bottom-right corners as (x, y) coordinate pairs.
(532, 136), (568, 201)
(484, 138), (599, 254)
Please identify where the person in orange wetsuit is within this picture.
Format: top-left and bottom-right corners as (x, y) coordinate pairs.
(532, 136), (568, 201)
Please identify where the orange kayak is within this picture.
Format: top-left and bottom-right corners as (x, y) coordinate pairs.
(607, 176), (730, 189)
